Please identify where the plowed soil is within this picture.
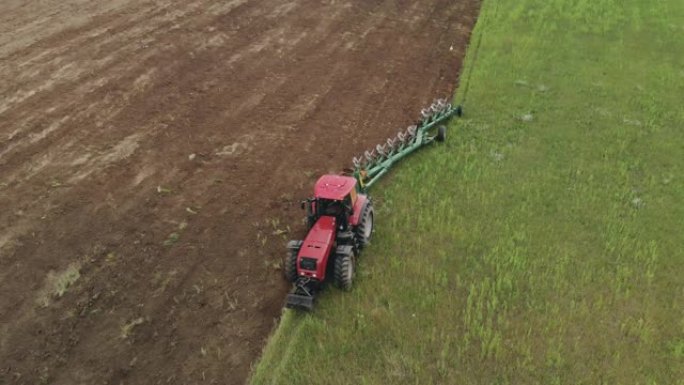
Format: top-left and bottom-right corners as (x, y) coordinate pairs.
(0, 0), (479, 384)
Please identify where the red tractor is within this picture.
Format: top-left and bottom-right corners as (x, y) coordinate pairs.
(283, 99), (461, 310)
(284, 175), (373, 310)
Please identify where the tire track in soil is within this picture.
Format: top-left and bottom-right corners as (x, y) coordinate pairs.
(0, 0), (480, 384)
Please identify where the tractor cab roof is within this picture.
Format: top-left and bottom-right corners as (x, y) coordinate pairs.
(314, 175), (356, 201)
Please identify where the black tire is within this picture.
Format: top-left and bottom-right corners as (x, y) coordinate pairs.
(354, 201), (374, 250)
(334, 249), (355, 291)
(284, 241), (301, 282)
(436, 125), (447, 142)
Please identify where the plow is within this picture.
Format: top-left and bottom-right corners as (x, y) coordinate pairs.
(284, 98), (463, 310)
(351, 98), (462, 191)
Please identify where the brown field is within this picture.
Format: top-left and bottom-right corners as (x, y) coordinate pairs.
(0, 0), (479, 383)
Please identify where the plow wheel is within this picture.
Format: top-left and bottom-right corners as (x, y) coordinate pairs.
(355, 201), (374, 250)
(334, 248), (355, 291)
(436, 125), (447, 142)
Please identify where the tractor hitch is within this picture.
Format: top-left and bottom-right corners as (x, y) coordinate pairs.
(285, 293), (315, 311)
(285, 277), (317, 311)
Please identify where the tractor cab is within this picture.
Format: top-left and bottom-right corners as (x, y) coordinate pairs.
(302, 175), (358, 230)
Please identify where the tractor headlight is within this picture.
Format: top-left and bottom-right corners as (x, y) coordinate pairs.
(300, 258), (317, 271)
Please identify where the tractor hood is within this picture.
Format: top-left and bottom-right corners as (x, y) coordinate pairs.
(298, 215), (337, 281)
(299, 216), (336, 260)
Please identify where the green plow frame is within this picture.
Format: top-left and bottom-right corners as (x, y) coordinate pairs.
(350, 98), (463, 192)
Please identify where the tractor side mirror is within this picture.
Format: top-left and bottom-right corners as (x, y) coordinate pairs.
(300, 201), (306, 210)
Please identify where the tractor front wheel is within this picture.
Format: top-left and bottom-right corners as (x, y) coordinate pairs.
(284, 241), (301, 282)
(354, 201), (374, 250)
(334, 249), (355, 291)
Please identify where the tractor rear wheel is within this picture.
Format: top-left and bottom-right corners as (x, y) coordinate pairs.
(334, 249), (355, 291)
(354, 201), (374, 250)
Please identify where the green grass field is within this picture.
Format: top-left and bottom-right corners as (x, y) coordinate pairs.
(251, 0), (684, 384)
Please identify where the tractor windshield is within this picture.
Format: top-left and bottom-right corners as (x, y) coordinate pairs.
(318, 199), (343, 217)
(317, 197), (352, 231)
